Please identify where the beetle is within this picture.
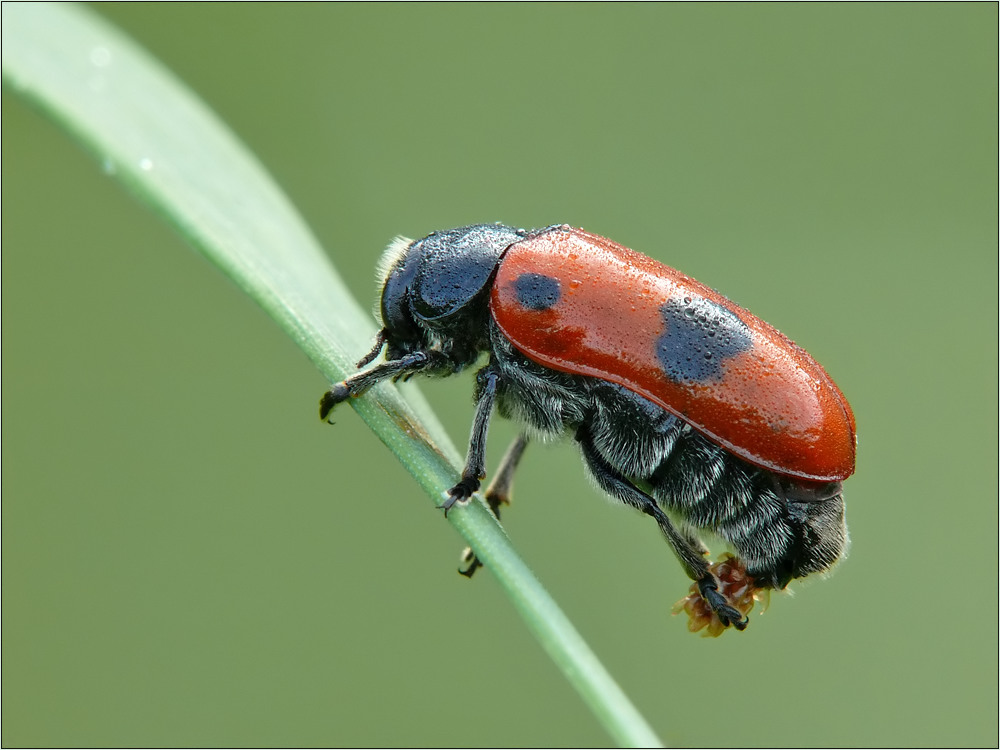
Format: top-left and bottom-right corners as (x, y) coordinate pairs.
(320, 223), (856, 631)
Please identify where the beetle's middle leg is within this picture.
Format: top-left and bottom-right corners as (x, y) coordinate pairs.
(459, 433), (530, 578)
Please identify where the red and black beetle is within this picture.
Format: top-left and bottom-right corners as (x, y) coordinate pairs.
(321, 224), (856, 631)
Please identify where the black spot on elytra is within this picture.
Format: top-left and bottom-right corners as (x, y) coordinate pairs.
(514, 272), (561, 311)
(657, 295), (752, 383)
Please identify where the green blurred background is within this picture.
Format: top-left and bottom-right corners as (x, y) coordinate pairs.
(3, 4), (997, 747)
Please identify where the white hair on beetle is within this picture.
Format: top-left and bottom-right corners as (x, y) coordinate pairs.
(372, 235), (414, 322)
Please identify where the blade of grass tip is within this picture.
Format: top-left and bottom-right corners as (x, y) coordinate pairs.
(1, 4), (664, 746)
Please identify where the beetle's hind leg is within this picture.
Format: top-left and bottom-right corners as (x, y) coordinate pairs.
(459, 434), (530, 578)
(575, 424), (748, 631)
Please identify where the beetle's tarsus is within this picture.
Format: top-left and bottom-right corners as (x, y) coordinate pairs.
(458, 547), (481, 577)
(698, 576), (749, 630)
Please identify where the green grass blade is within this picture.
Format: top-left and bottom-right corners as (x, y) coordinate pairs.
(2, 4), (663, 746)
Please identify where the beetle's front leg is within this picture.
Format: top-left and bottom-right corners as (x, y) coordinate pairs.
(440, 366), (499, 515)
(320, 348), (448, 422)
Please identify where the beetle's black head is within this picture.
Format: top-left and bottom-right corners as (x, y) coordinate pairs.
(376, 223), (524, 367)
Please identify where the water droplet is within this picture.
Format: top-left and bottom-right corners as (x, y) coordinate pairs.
(90, 46), (112, 67)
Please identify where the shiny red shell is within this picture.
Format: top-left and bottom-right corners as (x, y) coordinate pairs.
(489, 226), (856, 482)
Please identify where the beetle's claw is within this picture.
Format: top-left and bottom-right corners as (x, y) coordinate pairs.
(698, 576), (750, 631)
(438, 478), (480, 517)
(319, 383), (351, 421)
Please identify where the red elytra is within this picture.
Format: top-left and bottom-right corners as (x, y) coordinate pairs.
(489, 226), (856, 482)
